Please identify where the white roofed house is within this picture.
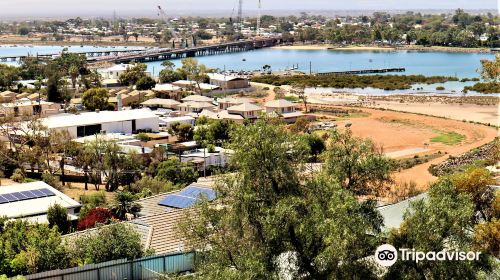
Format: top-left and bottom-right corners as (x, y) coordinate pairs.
(198, 109), (245, 123)
(40, 109), (160, 138)
(102, 64), (130, 80)
(177, 101), (216, 114)
(264, 99), (304, 123)
(0, 100), (60, 118)
(173, 80), (220, 92)
(207, 73), (250, 90)
(227, 102), (263, 119)
(152, 83), (182, 99)
(141, 98), (181, 110)
(0, 181), (81, 223)
(217, 97), (255, 110)
(0, 90), (16, 103)
(181, 95), (214, 103)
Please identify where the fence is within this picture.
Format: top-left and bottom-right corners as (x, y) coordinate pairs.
(22, 252), (194, 280)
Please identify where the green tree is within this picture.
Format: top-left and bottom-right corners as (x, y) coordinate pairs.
(128, 176), (176, 195)
(303, 133), (326, 162)
(386, 179), (491, 279)
(179, 118), (381, 279)
(118, 63), (148, 86)
(322, 129), (394, 196)
(110, 191), (142, 220)
(479, 55), (499, 82)
(0, 64), (20, 90)
(474, 219), (500, 258)
(194, 119), (233, 146)
(168, 122), (194, 142)
(68, 65), (79, 89)
(448, 166), (496, 222)
(159, 68), (185, 83)
(81, 88), (109, 111)
(69, 223), (143, 265)
(179, 58), (209, 93)
(0, 220), (69, 276)
(155, 159), (198, 186)
(47, 203), (70, 234)
(135, 76), (156, 90)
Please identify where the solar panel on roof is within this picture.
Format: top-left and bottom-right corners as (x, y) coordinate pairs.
(30, 189), (45, 197)
(0, 195), (8, 204)
(177, 186), (216, 201)
(20, 191), (36, 199)
(11, 192), (28, 201)
(1, 193), (19, 202)
(0, 188), (57, 204)
(158, 194), (197, 209)
(39, 188), (55, 197)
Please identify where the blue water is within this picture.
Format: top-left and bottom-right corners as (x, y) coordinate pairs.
(0, 44), (145, 60)
(144, 49), (495, 79)
(1, 45), (493, 79)
(1, 45), (496, 93)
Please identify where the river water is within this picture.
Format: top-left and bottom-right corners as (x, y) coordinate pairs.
(1, 45), (497, 94)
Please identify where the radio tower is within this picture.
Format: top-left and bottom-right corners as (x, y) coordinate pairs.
(256, 0), (261, 36)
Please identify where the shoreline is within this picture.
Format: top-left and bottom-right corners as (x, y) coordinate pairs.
(304, 93), (499, 126)
(273, 43), (492, 53)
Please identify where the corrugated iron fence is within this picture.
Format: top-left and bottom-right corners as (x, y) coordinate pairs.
(21, 252), (194, 280)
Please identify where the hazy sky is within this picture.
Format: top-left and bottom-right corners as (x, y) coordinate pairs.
(0, 0), (497, 18)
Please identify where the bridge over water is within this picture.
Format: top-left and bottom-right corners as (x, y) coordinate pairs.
(0, 37), (286, 64)
(0, 48), (144, 62)
(90, 37), (285, 64)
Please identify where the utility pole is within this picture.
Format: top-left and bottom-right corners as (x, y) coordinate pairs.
(237, 0), (243, 36)
(309, 61), (312, 75)
(256, 0), (262, 37)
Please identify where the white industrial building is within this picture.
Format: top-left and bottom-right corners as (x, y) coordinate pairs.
(41, 109), (160, 138)
(0, 181), (81, 223)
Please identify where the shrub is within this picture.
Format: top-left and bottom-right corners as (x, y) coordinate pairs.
(10, 168), (25, 183)
(47, 204), (70, 233)
(136, 133), (151, 142)
(42, 172), (62, 190)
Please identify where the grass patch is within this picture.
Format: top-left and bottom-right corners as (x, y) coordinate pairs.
(430, 132), (465, 145)
(283, 95), (300, 102)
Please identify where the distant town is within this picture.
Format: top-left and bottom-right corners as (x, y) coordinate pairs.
(0, 4), (499, 280)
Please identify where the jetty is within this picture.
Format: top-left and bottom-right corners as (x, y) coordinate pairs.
(318, 68), (405, 75)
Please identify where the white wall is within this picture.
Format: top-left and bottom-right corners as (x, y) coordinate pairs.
(102, 121), (133, 134)
(136, 117), (160, 132)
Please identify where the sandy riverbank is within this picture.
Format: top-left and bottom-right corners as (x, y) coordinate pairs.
(396, 45), (492, 53)
(368, 101), (500, 127)
(303, 92), (499, 126)
(273, 44), (492, 53)
(330, 46), (395, 51)
(272, 45), (396, 51)
(271, 45), (331, 50)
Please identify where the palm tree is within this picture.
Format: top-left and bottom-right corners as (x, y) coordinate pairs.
(111, 191), (142, 220)
(68, 65), (79, 89)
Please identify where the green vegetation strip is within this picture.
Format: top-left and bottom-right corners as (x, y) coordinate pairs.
(430, 132), (466, 145)
(251, 74), (459, 90)
(463, 82), (500, 94)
